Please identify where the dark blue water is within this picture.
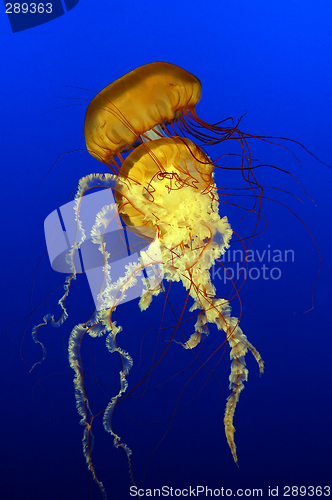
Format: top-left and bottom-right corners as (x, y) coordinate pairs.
(1, 2), (331, 499)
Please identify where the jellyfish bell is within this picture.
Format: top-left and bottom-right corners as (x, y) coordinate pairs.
(84, 62), (201, 166)
(83, 61), (258, 196)
(114, 137), (215, 242)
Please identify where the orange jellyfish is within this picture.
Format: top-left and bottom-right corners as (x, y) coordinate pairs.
(80, 62), (264, 493)
(84, 62), (202, 169)
(34, 62), (316, 498)
(113, 135), (265, 463)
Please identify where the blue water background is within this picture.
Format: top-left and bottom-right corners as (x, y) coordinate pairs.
(1, 2), (331, 499)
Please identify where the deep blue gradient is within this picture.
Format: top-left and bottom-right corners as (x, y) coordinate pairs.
(1, 2), (332, 499)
